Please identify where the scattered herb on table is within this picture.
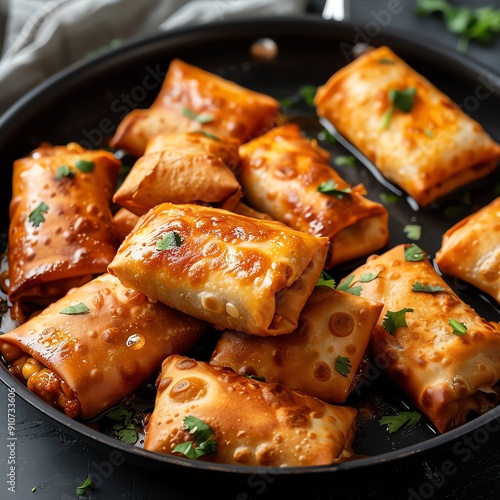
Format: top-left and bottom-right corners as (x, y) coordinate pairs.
(76, 476), (93, 496)
(403, 224), (422, 241)
(379, 411), (421, 433)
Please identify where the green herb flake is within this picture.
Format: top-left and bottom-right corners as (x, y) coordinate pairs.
(412, 282), (446, 293)
(317, 180), (352, 199)
(156, 231), (183, 251)
(449, 318), (467, 336)
(182, 107), (214, 124)
(334, 155), (356, 167)
(75, 159), (95, 173)
(29, 202), (49, 227)
(173, 416), (217, 460)
(359, 271), (380, 283)
(59, 302), (90, 315)
(316, 270), (336, 290)
(423, 128), (435, 137)
(403, 224), (422, 241)
(380, 192), (400, 204)
(335, 356), (352, 377)
(382, 307), (414, 335)
(337, 275), (362, 296)
(31, 487), (37, 493)
(382, 87), (417, 129)
(245, 374), (266, 382)
(298, 85), (317, 107)
(316, 128), (337, 144)
(76, 476), (93, 496)
(55, 165), (75, 180)
(105, 406), (138, 445)
(379, 411), (421, 433)
(193, 130), (220, 141)
(404, 243), (425, 262)
(379, 57), (395, 64)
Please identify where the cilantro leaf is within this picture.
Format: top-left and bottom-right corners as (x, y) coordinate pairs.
(382, 88), (417, 129)
(75, 159), (95, 173)
(59, 302), (90, 315)
(403, 224), (422, 241)
(334, 155), (356, 167)
(379, 411), (421, 433)
(382, 307), (414, 335)
(335, 356), (352, 377)
(156, 231), (182, 251)
(316, 270), (336, 289)
(182, 107), (214, 123)
(29, 202), (49, 227)
(173, 416), (217, 459)
(404, 243), (425, 262)
(317, 180), (352, 199)
(55, 165), (75, 180)
(104, 406), (138, 445)
(412, 282), (446, 293)
(337, 275), (362, 296)
(380, 192), (400, 204)
(298, 85), (317, 107)
(449, 318), (467, 336)
(359, 272), (380, 283)
(76, 476), (93, 496)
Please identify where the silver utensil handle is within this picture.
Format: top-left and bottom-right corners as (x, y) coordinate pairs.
(322, 0), (350, 21)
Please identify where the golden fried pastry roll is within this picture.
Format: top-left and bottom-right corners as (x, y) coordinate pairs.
(112, 208), (140, 242)
(144, 355), (357, 466)
(238, 124), (389, 267)
(8, 143), (121, 306)
(210, 287), (383, 403)
(110, 59), (279, 156)
(230, 201), (273, 221)
(113, 132), (241, 215)
(108, 203), (329, 336)
(436, 197), (500, 304)
(345, 244), (500, 432)
(315, 46), (500, 206)
(0, 274), (208, 420)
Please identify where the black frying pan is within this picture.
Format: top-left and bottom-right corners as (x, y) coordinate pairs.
(0, 15), (499, 485)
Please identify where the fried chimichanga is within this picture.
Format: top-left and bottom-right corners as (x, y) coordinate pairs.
(113, 132), (242, 215)
(144, 355), (357, 467)
(110, 59), (279, 157)
(8, 143), (121, 306)
(345, 244), (500, 433)
(238, 124), (389, 268)
(436, 197), (500, 304)
(0, 274), (208, 420)
(108, 203), (329, 336)
(315, 46), (500, 206)
(210, 287), (382, 403)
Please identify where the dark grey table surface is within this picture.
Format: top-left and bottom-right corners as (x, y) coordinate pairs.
(1, 1), (500, 499)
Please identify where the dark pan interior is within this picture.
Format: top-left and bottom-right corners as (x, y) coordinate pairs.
(0, 16), (499, 479)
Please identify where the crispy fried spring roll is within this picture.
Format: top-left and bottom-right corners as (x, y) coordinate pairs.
(210, 287), (382, 403)
(110, 59), (279, 156)
(315, 46), (500, 206)
(8, 143), (121, 306)
(346, 244), (500, 432)
(108, 203), (329, 336)
(144, 355), (357, 466)
(113, 132), (241, 215)
(436, 197), (500, 304)
(0, 274), (208, 420)
(238, 124), (389, 267)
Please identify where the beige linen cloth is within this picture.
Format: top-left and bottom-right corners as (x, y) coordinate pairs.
(0, 0), (307, 114)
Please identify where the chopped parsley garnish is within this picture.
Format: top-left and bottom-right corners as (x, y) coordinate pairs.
(193, 130), (220, 141)
(316, 128), (337, 144)
(337, 272), (380, 296)
(29, 202), (49, 227)
(76, 476), (93, 496)
(382, 308), (414, 335)
(403, 224), (422, 241)
(379, 411), (421, 433)
(449, 318), (467, 336)
(316, 270), (336, 289)
(182, 107), (214, 123)
(173, 416), (217, 459)
(404, 243), (425, 262)
(105, 406), (138, 445)
(55, 165), (75, 180)
(380, 192), (400, 204)
(298, 85), (317, 107)
(317, 180), (352, 199)
(75, 159), (95, 173)
(381, 87), (417, 129)
(245, 374), (266, 382)
(59, 302), (90, 315)
(156, 231), (183, 251)
(415, 0), (500, 53)
(423, 128), (435, 137)
(335, 356), (352, 377)
(412, 282), (445, 293)
(334, 155), (356, 167)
